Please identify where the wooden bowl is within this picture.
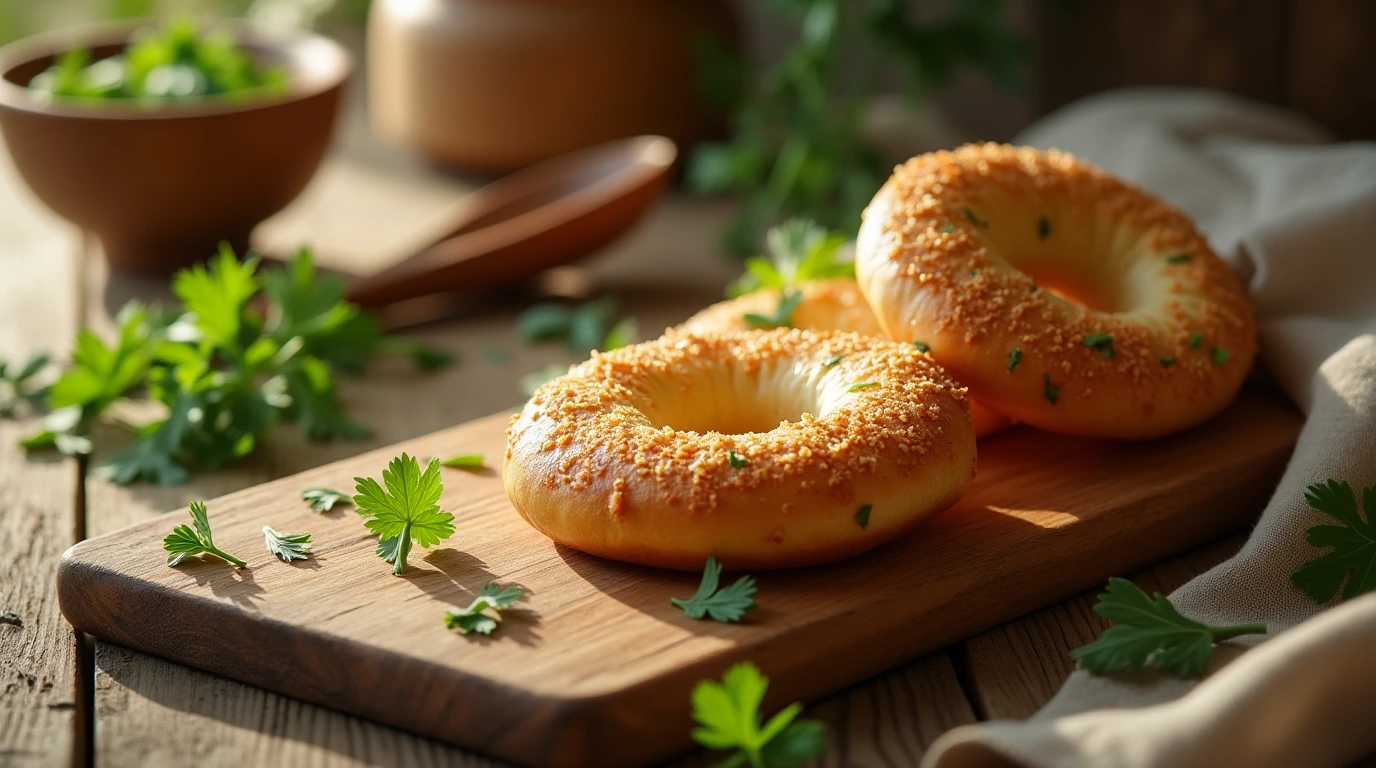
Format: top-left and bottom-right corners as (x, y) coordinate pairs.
(0, 21), (350, 273)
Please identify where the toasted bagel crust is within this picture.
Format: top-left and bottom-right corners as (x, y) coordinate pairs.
(504, 329), (977, 570)
(857, 144), (1256, 439)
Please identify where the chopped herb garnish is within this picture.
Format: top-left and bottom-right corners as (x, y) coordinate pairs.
(689, 662), (825, 766)
(1211, 346), (1231, 365)
(262, 526), (312, 562)
(301, 487), (350, 513)
(1082, 332), (1115, 358)
(968, 269), (978, 278)
(1159, 356), (1176, 368)
(912, 341), (930, 353)
(942, 223), (956, 234)
(963, 208), (988, 227)
(1291, 479), (1376, 603)
(1037, 216), (1050, 239)
(743, 289), (803, 330)
(1165, 253), (1191, 264)
(1030, 283), (1039, 293)
(444, 582), (527, 635)
(1189, 331), (1204, 349)
(821, 353), (844, 368)
(1007, 348), (1022, 373)
(1069, 577), (1266, 678)
(848, 381), (880, 392)
(163, 501), (246, 568)
(855, 504), (872, 530)
(1043, 373), (1059, 405)
(671, 556), (757, 622)
(727, 450), (748, 469)
(441, 453), (484, 469)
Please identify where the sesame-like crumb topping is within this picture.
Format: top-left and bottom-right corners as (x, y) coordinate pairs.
(507, 329), (971, 517)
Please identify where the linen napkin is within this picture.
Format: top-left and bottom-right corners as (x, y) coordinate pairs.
(923, 88), (1376, 768)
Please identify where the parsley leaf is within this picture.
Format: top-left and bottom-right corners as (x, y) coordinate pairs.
(1160, 356), (1176, 368)
(848, 381), (879, 392)
(821, 353), (844, 368)
(1037, 216), (1050, 240)
(1082, 332), (1115, 358)
(963, 208), (988, 227)
(1070, 577), (1266, 678)
(855, 504), (872, 530)
(743, 289), (803, 329)
(444, 582), (527, 635)
(0, 352), (51, 417)
(1189, 331), (1204, 349)
(353, 453), (455, 575)
(163, 501), (246, 568)
(671, 555), (758, 622)
(912, 341), (930, 353)
(1043, 373), (1060, 405)
(262, 526), (312, 562)
(690, 662), (825, 767)
(1165, 253), (1191, 264)
(726, 219), (852, 298)
(727, 450), (748, 469)
(602, 317), (639, 352)
(302, 487), (350, 513)
(1291, 479), (1376, 603)
(1211, 346), (1231, 365)
(441, 454), (484, 469)
(1007, 348), (1022, 373)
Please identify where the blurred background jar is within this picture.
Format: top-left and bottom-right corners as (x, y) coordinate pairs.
(367, 0), (739, 172)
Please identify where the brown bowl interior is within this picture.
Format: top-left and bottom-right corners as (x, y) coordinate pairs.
(0, 22), (352, 272)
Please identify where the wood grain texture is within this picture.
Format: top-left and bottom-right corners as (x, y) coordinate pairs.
(0, 145), (82, 767)
(59, 390), (1299, 767)
(958, 533), (1246, 721)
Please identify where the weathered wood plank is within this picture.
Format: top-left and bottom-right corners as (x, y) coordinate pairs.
(0, 143), (83, 766)
(958, 532), (1247, 720)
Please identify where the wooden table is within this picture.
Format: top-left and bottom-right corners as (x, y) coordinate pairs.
(0, 118), (1253, 768)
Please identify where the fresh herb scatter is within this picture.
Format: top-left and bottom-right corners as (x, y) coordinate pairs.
(445, 582), (526, 635)
(441, 454), (484, 469)
(690, 661), (826, 768)
(963, 208), (988, 228)
(743, 289), (803, 330)
(0, 352), (51, 417)
(301, 487), (350, 513)
(1291, 479), (1376, 603)
(1165, 253), (1191, 264)
(671, 555), (758, 623)
(262, 526), (312, 562)
(21, 246), (450, 484)
(1211, 346), (1231, 365)
(942, 223), (957, 234)
(353, 453), (456, 575)
(1082, 332), (1114, 358)
(726, 219), (852, 299)
(727, 450), (748, 469)
(1007, 348), (1022, 373)
(30, 18), (287, 103)
(1159, 356), (1176, 368)
(855, 504), (872, 530)
(1189, 331), (1204, 349)
(1070, 577), (1266, 678)
(821, 353), (844, 368)
(515, 295), (635, 352)
(912, 341), (930, 353)
(847, 381), (879, 392)
(1037, 216), (1050, 239)
(163, 501), (246, 568)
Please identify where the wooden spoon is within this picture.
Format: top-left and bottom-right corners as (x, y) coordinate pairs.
(345, 135), (677, 309)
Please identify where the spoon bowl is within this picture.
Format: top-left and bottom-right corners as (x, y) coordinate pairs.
(346, 135), (677, 309)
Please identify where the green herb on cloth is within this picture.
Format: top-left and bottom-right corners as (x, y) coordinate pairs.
(1070, 577), (1266, 678)
(444, 582), (527, 635)
(163, 501), (246, 568)
(671, 555), (757, 623)
(1291, 479), (1376, 604)
(690, 661), (826, 767)
(353, 453), (455, 576)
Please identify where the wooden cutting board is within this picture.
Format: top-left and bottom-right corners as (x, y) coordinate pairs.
(58, 389), (1301, 767)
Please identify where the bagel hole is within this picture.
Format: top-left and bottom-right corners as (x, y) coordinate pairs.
(1022, 270), (1122, 314)
(636, 363), (819, 435)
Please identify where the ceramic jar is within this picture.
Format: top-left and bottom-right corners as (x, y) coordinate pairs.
(367, 0), (738, 172)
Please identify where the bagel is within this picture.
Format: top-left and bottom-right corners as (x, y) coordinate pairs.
(504, 329), (976, 570)
(679, 279), (1013, 438)
(857, 143), (1256, 439)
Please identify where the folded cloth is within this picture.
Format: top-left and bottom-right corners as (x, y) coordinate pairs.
(923, 88), (1376, 768)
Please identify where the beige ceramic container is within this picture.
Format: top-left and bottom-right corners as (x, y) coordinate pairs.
(368, 0), (737, 172)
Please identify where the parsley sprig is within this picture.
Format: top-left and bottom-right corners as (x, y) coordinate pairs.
(743, 290), (803, 330)
(0, 352), (51, 417)
(301, 487), (350, 513)
(353, 453), (455, 575)
(726, 219), (852, 299)
(163, 501), (246, 568)
(515, 295), (638, 352)
(444, 582), (527, 635)
(671, 556), (758, 622)
(691, 662), (825, 768)
(1291, 479), (1376, 603)
(262, 526), (312, 562)
(21, 246), (450, 484)
(1069, 578), (1266, 678)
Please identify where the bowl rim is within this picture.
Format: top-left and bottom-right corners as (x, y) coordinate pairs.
(0, 18), (352, 120)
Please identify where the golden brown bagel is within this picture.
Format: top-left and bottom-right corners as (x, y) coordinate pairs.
(857, 143), (1256, 439)
(504, 329), (977, 570)
(679, 278), (1012, 437)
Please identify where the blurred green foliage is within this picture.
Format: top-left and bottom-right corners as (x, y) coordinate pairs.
(690, 0), (1027, 256)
